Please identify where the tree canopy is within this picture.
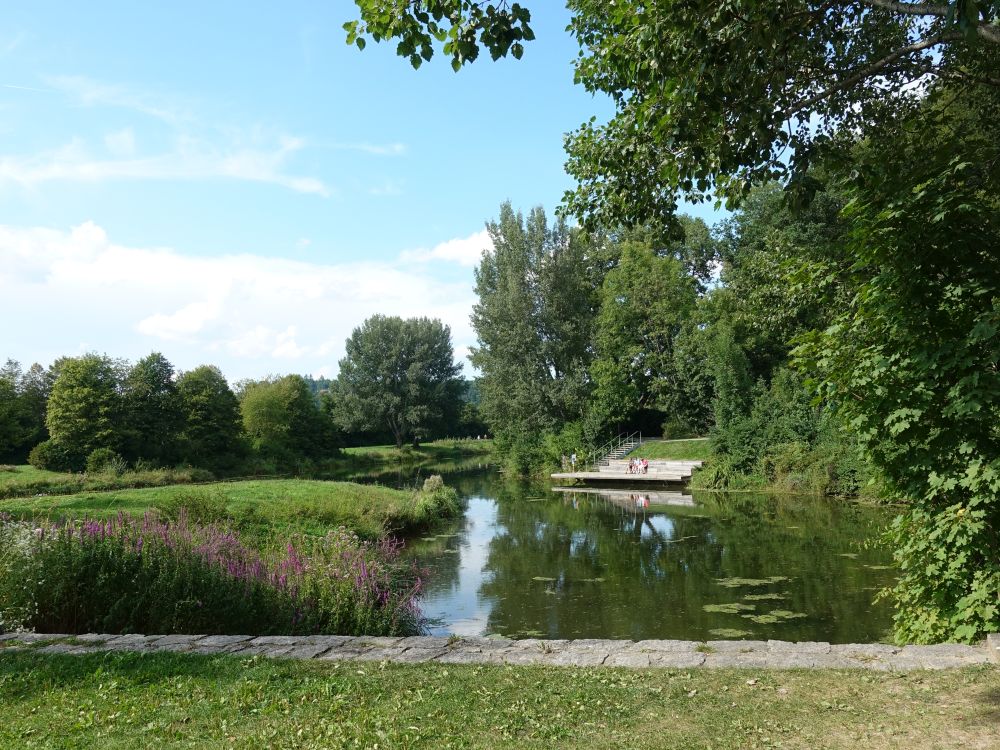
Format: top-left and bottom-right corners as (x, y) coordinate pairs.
(333, 315), (463, 448)
(349, 1), (999, 221)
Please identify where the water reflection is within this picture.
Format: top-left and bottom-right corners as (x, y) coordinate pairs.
(407, 470), (898, 643)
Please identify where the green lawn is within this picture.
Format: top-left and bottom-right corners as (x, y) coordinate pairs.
(0, 464), (66, 487)
(0, 464), (215, 501)
(344, 438), (493, 460)
(631, 438), (712, 461)
(0, 478), (453, 540)
(1, 651), (997, 749)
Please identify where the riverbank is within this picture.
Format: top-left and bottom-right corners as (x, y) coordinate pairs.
(1, 645), (998, 748)
(0, 439), (495, 501)
(0, 477), (462, 540)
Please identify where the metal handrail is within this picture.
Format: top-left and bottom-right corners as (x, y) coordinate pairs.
(585, 430), (642, 471)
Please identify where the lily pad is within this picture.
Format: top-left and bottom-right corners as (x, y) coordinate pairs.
(703, 602), (756, 614)
(768, 610), (808, 620)
(715, 576), (790, 588)
(743, 592), (787, 602)
(741, 614), (781, 624)
(709, 628), (754, 638)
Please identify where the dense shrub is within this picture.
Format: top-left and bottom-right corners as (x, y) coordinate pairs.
(27, 439), (74, 472)
(85, 448), (125, 475)
(0, 512), (423, 637)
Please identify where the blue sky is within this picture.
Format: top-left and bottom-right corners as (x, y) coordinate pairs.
(1, 2), (722, 382)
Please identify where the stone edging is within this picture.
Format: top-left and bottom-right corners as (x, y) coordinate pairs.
(2, 632), (998, 671)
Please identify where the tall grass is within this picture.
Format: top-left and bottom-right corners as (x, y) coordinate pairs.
(0, 511), (423, 637)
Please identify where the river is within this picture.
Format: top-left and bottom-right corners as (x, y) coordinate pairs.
(399, 465), (897, 643)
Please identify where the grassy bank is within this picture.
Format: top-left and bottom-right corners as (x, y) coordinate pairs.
(631, 438), (712, 461)
(0, 464), (214, 501)
(0, 440), (494, 501)
(0, 478), (461, 540)
(1, 651), (997, 748)
(343, 438), (493, 462)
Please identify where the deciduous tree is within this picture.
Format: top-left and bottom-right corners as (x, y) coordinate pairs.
(333, 316), (463, 448)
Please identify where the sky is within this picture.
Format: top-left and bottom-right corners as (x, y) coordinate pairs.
(0, 1), (723, 383)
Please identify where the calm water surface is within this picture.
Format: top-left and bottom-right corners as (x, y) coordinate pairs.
(403, 468), (897, 643)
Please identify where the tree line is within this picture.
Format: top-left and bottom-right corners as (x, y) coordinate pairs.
(0, 316), (482, 474)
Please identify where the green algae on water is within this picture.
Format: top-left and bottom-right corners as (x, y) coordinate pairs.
(703, 603), (756, 614)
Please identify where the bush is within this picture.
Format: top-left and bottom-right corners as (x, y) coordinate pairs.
(409, 476), (462, 527)
(86, 448), (126, 475)
(0, 513), (423, 637)
(27, 440), (75, 472)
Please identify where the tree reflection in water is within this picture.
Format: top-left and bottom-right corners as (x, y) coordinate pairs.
(406, 470), (897, 643)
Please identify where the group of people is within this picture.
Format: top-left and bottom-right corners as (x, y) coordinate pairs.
(627, 457), (649, 474)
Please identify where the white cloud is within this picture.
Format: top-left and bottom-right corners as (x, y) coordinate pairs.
(104, 128), (136, 157)
(44, 74), (192, 125)
(334, 141), (406, 156)
(400, 230), (492, 268)
(0, 135), (331, 196)
(0, 221), (478, 380)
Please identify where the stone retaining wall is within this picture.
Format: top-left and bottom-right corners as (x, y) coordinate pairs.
(3, 632), (999, 670)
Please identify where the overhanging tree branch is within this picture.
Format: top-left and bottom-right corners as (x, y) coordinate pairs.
(857, 0), (1000, 44)
(857, 0), (949, 17)
(782, 31), (964, 118)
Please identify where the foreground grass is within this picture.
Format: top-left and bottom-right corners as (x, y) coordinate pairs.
(1, 652), (997, 749)
(0, 479), (455, 540)
(632, 438), (712, 461)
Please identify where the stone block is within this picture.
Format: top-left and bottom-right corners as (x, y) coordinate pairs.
(196, 635), (253, 648)
(987, 633), (1000, 664)
(355, 636), (403, 649)
(705, 640), (769, 653)
(567, 639), (632, 652)
(285, 643), (335, 659)
(768, 640), (830, 654)
(605, 651), (651, 668)
(830, 643), (899, 661)
(632, 640), (697, 653)
(153, 634), (205, 647)
(508, 638), (569, 651)
(450, 636), (512, 650)
(249, 635), (301, 647)
(394, 647), (448, 663)
(397, 636), (451, 650)
(304, 635), (354, 648)
(649, 652), (707, 669)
